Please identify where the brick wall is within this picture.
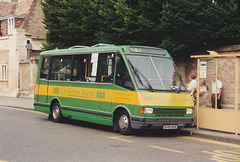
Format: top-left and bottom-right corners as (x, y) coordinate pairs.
(184, 57), (197, 83)
(185, 50), (240, 107)
(15, 18), (24, 28)
(217, 58), (236, 105)
(0, 20), (8, 36)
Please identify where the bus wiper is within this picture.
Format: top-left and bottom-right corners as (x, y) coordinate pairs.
(137, 69), (154, 92)
(127, 59), (154, 92)
(127, 60), (145, 87)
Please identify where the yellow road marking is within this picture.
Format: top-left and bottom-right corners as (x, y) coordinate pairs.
(109, 135), (185, 154)
(151, 145), (185, 154)
(179, 136), (240, 149)
(210, 158), (226, 162)
(203, 150), (239, 159)
(109, 136), (136, 143)
(203, 150), (240, 162)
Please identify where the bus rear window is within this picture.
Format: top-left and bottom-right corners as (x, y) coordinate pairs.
(40, 57), (50, 80)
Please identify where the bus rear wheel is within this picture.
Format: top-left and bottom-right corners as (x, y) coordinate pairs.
(52, 102), (64, 123)
(117, 110), (133, 135)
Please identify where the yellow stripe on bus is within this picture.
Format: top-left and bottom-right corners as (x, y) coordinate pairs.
(35, 84), (193, 107)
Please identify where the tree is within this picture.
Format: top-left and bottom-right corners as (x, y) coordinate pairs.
(158, 0), (240, 57)
(42, 0), (90, 49)
(159, 0), (201, 56)
(42, 0), (240, 58)
(86, 0), (153, 45)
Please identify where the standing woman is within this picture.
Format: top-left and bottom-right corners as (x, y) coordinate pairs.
(199, 80), (208, 106)
(186, 74), (197, 126)
(187, 74), (197, 99)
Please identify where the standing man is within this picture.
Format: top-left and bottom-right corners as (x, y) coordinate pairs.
(211, 74), (223, 109)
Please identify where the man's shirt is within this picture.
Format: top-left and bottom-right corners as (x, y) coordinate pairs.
(211, 80), (222, 94)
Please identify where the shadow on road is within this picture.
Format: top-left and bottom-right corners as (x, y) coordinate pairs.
(48, 117), (191, 137)
(134, 129), (191, 137)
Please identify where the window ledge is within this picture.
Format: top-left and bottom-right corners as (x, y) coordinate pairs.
(0, 79), (8, 82)
(0, 36), (9, 40)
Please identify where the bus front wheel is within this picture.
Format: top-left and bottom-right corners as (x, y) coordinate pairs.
(117, 110), (133, 135)
(52, 102), (64, 123)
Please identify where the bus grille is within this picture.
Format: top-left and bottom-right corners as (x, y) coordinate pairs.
(144, 117), (193, 123)
(153, 109), (186, 115)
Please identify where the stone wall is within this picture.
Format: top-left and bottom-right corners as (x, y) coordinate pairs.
(19, 53), (39, 99)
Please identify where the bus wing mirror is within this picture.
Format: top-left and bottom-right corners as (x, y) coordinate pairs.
(177, 74), (182, 93)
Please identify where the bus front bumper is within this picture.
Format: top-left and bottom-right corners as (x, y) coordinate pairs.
(131, 116), (194, 129)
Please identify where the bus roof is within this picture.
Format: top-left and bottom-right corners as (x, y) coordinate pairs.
(40, 44), (172, 58)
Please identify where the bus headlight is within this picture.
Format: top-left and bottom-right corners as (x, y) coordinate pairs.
(186, 108), (193, 114)
(139, 108), (153, 114)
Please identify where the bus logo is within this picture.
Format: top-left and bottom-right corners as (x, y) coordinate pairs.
(96, 91), (105, 99)
(53, 87), (60, 94)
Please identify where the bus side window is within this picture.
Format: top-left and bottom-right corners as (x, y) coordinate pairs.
(115, 55), (134, 90)
(95, 53), (115, 83)
(40, 57), (50, 80)
(72, 55), (88, 81)
(51, 56), (72, 81)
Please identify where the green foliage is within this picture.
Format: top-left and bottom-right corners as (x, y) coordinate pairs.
(158, 0), (240, 57)
(42, 0), (240, 57)
(42, 0), (89, 49)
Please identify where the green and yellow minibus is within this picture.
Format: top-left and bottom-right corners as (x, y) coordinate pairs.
(34, 44), (194, 135)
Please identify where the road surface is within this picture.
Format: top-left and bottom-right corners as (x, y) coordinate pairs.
(0, 106), (239, 162)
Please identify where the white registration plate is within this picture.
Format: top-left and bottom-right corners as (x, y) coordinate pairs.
(163, 125), (178, 130)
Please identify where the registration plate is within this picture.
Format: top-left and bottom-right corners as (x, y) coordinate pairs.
(163, 125), (178, 130)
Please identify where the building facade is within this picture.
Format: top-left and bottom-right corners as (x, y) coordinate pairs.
(0, 0), (46, 98)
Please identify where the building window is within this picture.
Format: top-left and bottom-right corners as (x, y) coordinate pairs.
(0, 65), (7, 80)
(7, 17), (15, 34)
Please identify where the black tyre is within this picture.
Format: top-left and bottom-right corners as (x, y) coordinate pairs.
(51, 102), (64, 123)
(117, 110), (133, 135)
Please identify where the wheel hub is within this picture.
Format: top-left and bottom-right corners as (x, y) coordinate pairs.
(119, 115), (129, 131)
(53, 106), (60, 119)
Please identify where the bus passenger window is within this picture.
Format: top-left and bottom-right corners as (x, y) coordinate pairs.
(51, 56), (73, 81)
(40, 57), (50, 80)
(72, 55), (90, 81)
(95, 53), (115, 83)
(115, 55), (134, 90)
